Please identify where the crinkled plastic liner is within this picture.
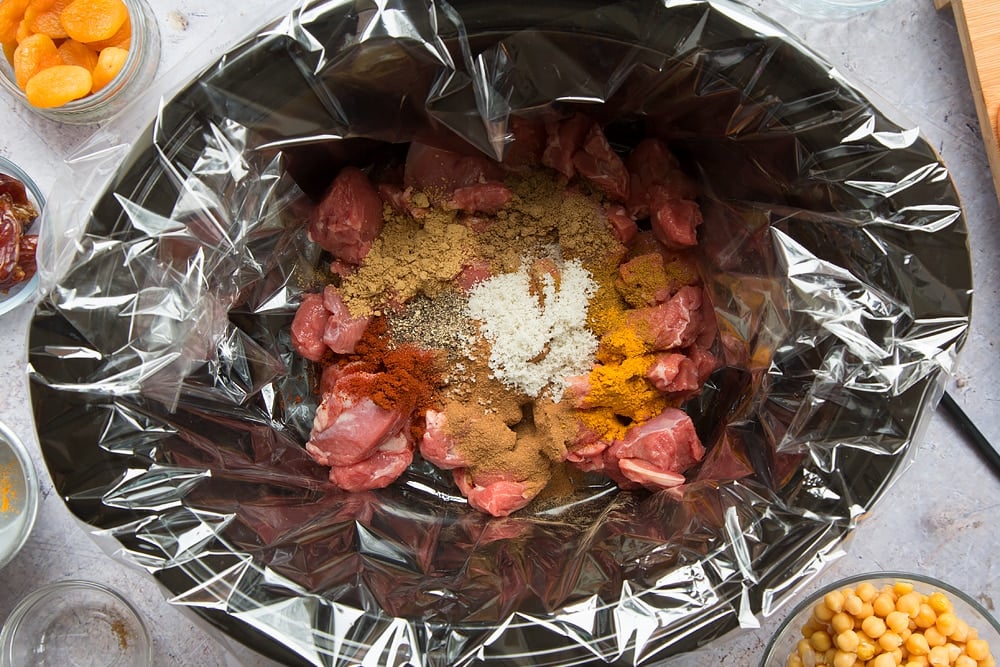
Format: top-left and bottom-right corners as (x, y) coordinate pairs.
(27, 1), (971, 665)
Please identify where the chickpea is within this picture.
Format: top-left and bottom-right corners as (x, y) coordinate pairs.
(927, 592), (952, 615)
(897, 592), (923, 618)
(935, 612), (958, 637)
(873, 594), (896, 618)
(914, 604), (937, 630)
(954, 656), (977, 667)
(878, 631), (903, 652)
(832, 650), (857, 667)
(906, 632), (930, 656)
(835, 629), (860, 653)
(862, 615), (887, 640)
(811, 630), (833, 653)
(922, 626), (946, 648)
(856, 582), (877, 603)
(825, 590), (846, 614)
(844, 594), (864, 616)
(886, 611), (910, 634)
(832, 613), (855, 634)
(927, 645), (951, 666)
(966, 638), (990, 661)
(871, 653), (895, 667)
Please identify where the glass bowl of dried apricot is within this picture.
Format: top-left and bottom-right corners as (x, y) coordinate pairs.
(760, 572), (999, 667)
(0, 0), (159, 124)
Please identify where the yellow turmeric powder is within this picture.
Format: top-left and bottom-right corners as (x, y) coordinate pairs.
(583, 355), (667, 418)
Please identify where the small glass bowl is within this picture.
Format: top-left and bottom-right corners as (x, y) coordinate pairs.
(0, 0), (160, 124)
(768, 0), (894, 18)
(0, 420), (39, 569)
(1, 580), (153, 667)
(760, 572), (1000, 666)
(0, 154), (43, 315)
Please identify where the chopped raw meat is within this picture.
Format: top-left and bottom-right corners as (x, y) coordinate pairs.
(686, 344), (719, 384)
(308, 166), (384, 265)
(645, 352), (699, 393)
(419, 409), (468, 470)
(625, 285), (703, 351)
(542, 114), (593, 179)
(403, 141), (504, 195)
(501, 115), (547, 171)
(626, 138), (698, 218)
(327, 431), (414, 492)
(605, 408), (704, 490)
(321, 285), (370, 354)
(445, 182), (513, 215)
(306, 378), (410, 467)
(572, 124), (629, 202)
(453, 468), (537, 517)
(290, 292), (329, 362)
(650, 195), (703, 248)
(603, 204), (638, 246)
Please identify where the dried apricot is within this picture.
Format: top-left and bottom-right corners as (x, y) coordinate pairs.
(90, 44), (124, 91)
(24, 0), (72, 40)
(12, 32), (59, 88)
(57, 37), (97, 70)
(24, 63), (91, 106)
(14, 17), (30, 41)
(0, 0), (30, 44)
(82, 11), (127, 49)
(60, 0), (127, 43)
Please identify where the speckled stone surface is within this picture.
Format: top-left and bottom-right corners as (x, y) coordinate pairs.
(0, 1), (997, 665)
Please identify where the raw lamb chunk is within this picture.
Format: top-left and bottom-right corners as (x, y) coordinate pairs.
(625, 285), (703, 351)
(306, 378), (410, 467)
(446, 183), (513, 215)
(404, 141), (504, 194)
(542, 114), (593, 179)
(290, 292), (329, 362)
(626, 138), (698, 218)
(572, 123), (629, 202)
(650, 196), (703, 248)
(605, 408), (705, 490)
(308, 166), (384, 265)
(419, 409), (468, 470)
(328, 431), (414, 492)
(645, 352), (699, 394)
(453, 468), (538, 517)
(321, 285), (370, 354)
(604, 204), (638, 246)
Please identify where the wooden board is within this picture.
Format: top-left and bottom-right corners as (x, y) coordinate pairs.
(938, 0), (1000, 200)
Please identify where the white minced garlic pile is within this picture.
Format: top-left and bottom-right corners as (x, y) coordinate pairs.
(465, 257), (598, 400)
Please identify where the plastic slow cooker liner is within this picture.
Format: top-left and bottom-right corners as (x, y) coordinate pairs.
(27, 0), (972, 665)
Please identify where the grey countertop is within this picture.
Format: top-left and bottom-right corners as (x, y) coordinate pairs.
(0, 0), (997, 665)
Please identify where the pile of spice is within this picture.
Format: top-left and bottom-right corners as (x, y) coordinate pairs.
(289, 113), (721, 516)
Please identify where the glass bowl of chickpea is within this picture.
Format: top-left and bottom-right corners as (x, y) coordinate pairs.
(760, 572), (999, 667)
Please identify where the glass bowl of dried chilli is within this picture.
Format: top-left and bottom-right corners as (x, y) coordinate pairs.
(760, 572), (1000, 667)
(0, 580), (152, 667)
(0, 155), (42, 316)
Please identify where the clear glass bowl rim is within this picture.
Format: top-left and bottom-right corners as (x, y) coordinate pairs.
(759, 571), (1000, 666)
(0, 579), (153, 667)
